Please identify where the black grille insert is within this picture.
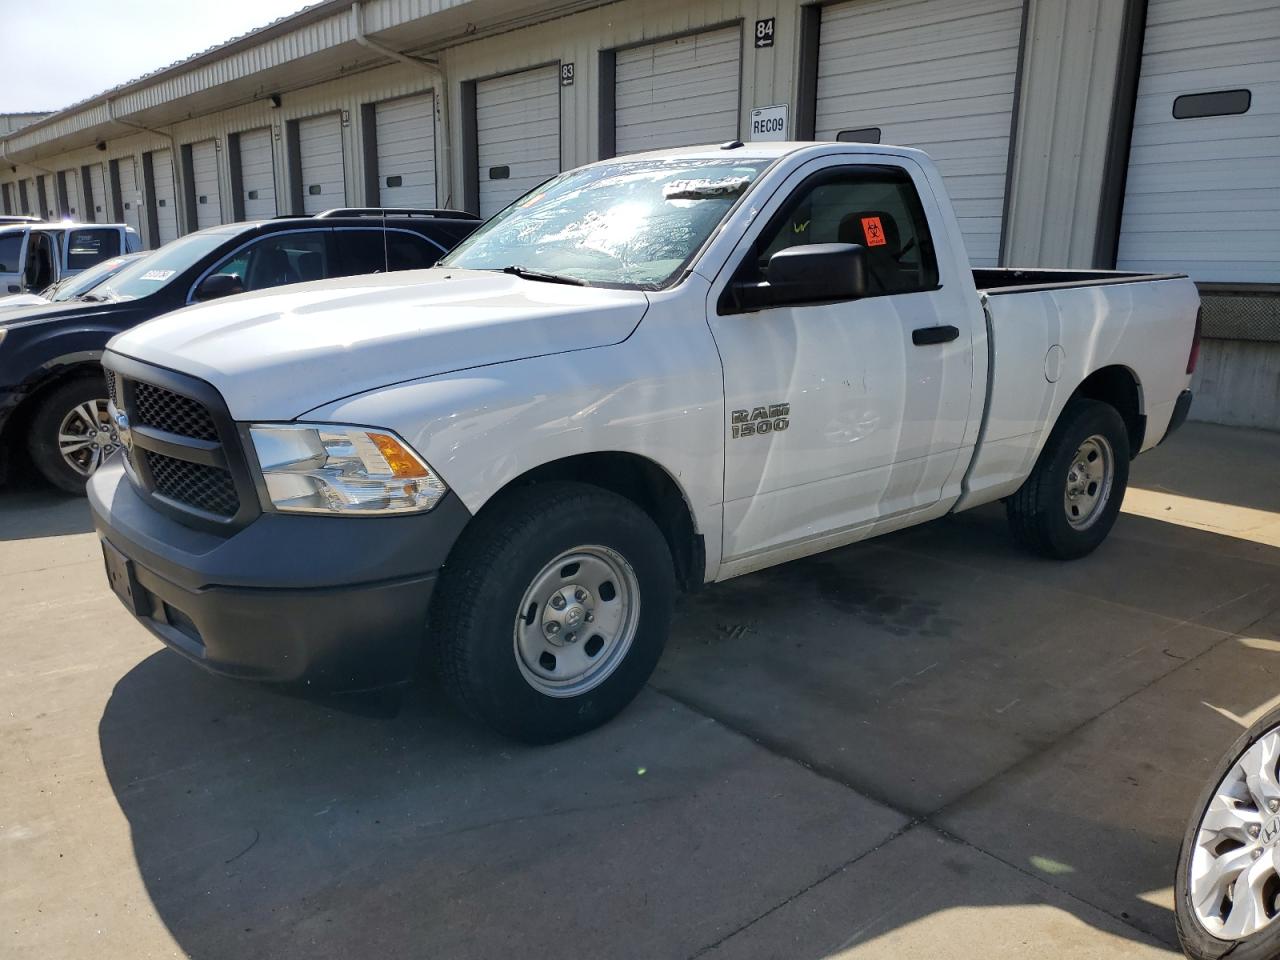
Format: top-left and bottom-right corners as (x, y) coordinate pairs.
(144, 451), (241, 517)
(133, 381), (219, 441)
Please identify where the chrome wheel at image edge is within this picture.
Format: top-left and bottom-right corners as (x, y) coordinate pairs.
(513, 544), (641, 698)
(1190, 726), (1280, 941)
(58, 398), (119, 477)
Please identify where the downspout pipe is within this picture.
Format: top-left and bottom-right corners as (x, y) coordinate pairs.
(107, 98), (185, 239)
(350, 1), (454, 209)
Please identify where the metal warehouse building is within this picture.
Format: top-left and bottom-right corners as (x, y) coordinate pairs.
(1, 0), (1277, 426)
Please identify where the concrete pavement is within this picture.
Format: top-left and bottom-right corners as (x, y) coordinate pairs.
(2, 421), (1278, 959)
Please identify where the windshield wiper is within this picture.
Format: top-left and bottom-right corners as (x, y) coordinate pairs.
(499, 265), (587, 286)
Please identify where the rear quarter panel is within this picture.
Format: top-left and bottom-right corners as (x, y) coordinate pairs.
(956, 276), (1198, 510)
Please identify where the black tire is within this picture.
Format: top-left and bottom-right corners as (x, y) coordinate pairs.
(1005, 398), (1130, 560)
(429, 482), (675, 743)
(1175, 707), (1280, 960)
(27, 375), (115, 496)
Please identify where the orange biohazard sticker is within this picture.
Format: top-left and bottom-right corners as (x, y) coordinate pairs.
(861, 216), (887, 247)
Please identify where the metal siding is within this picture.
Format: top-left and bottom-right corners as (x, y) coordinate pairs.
(815, 0), (1024, 267)
(1117, 0), (1280, 282)
(375, 93), (437, 207)
(476, 65), (560, 218)
(298, 113), (346, 214)
(117, 158), (143, 236)
(89, 163), (109, 222)
(191, 139), (223, 228)
(614, 26), (742, 154)
(238, 127), (279, 219)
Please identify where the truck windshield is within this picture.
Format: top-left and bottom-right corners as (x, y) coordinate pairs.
(94, 230), (240, 302)
(440, 157), (771, 288)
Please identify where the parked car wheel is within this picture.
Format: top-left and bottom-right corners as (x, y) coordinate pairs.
(1175, 707), (1280, 960)
(27, 375), (121, 495)
(1005, 398), (1130, 559)
(430, 482), (675, 743)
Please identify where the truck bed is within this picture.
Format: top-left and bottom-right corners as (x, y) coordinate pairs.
(973, 267), (1185, 295)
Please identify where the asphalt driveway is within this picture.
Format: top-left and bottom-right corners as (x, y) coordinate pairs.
(3, 421), (1278, 959)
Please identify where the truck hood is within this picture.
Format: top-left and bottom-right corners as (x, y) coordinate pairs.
(107, 268), (649, 419)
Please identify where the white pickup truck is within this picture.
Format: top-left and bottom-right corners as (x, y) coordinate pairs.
(89, 142), (1199, 742)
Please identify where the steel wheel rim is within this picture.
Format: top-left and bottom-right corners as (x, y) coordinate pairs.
(57, 398), (118, 477)
(1190, 726), (1280, 940)
(1063, 434), (1114, 530)
(512, 544), (641, 698)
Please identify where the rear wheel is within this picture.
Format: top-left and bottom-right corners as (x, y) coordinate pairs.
(27, 376), (121, 495)
(1005, 399), (1130, 559)
(430, 482), (675, 742)
(1175, 708), (1280, 960)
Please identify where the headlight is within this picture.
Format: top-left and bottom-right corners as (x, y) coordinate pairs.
(249, 423), (448, 515)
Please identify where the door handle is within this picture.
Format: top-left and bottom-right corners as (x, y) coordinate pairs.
(912, 324), (960, 346)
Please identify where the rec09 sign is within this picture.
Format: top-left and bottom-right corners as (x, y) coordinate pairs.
(750, 104), (788, 142)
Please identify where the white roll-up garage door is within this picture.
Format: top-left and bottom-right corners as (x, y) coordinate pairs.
(237, 127), (277, 220)
(39, 174), (55, 219)
(476, 65), (560, 218)
(375, 93), (436, 207)
(1117, 0), (1280, 282)
(88, 164), (108, 222)
(298, 114), (346, 215)
(150, 149), (178, 245)
(60, 169), (80, 218)
(117, 159), (142, 238)
(191, 139), (222, 229)
(615, 26), (742, 155)
(815, 0), (1024, 267)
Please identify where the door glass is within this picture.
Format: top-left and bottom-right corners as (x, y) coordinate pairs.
(66, 229), (122, 270)
(209, 231), (329, 292)
(386, 233), (441, 271)
(747, 166), (940, 297)
(333, 230), (387, 277)
(0, 234), (21, 273)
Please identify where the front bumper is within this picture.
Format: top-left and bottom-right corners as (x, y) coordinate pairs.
(88, 457), (471, 691)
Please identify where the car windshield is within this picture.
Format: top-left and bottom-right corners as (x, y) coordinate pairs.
(94, 230), (239, 301)
(439, 157), (771, 288)
(44, 254), (144, 301)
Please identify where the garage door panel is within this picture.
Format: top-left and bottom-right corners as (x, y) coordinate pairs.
(238, 128), (277, 220)
(816, 0), (1021, 266)
(375, 93), (436, 207)
(615, 26), (741, 155)
(476, 65), (560, 218)
(1117, 0), (1280, 282)
(191, 140), (221, 230)
(298, 114), (345, 215)
(150, 150), (178, 245)
(89, 164), (108, 222)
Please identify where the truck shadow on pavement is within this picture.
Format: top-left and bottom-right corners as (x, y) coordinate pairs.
(0, 485), (94, 540)
(97, 504), (1280, 959)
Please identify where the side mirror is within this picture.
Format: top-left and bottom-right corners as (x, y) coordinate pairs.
(733, 243), (867, 311)
(194, 273), (245, 302)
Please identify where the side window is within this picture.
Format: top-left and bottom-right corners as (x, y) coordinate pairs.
(333, 230), (387, 278)
(208, 231), (329, 293)
(745, 165), (939, 297)
(386, 233), (442, 272)
(66, 229), (122, 271)
(0, 234), (21, 273)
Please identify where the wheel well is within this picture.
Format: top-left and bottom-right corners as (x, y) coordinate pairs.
(0, 363), (104, 479)
(1073, 366), (1144, 456)
(484, 452), (705, 592)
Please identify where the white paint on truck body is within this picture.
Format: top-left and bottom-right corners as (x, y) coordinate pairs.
(107, 143), (1198, 584)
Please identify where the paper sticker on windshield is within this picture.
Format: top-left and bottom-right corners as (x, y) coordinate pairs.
(139, 269), (175, 282)
(663, 177), (752, 201)
(861, 217), (887, 247)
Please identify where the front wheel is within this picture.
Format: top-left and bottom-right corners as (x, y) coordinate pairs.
(27, 376), (121, 495)
(430, 482), (675, 743)
(1175, 708), (1280, 960)
(1005, 399), (1130, 560)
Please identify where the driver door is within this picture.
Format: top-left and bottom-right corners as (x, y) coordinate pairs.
(708, 158), (972, 570)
